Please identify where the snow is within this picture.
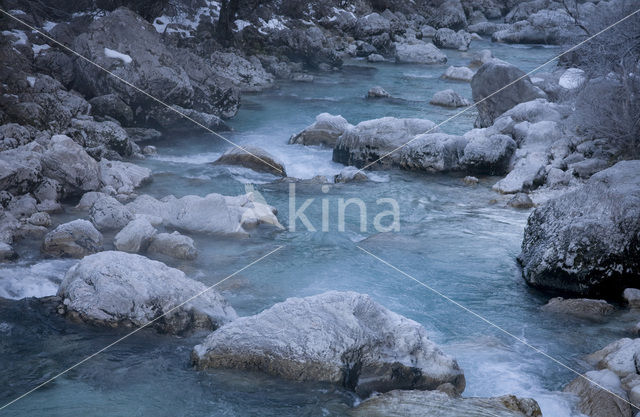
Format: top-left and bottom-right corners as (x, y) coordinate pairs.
(104, 47), (132, 64)
(32, 44), (51, 55)
(234, 19), (251, 32)
(152, 1), (221, 37)
(2, 30), (27, 45)
(258, 17), (287, 35)
(26, 76), (35, 87)
(43, 21), (57, 31)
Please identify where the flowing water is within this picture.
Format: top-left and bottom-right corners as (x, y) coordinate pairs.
(1, 40), (632, 416)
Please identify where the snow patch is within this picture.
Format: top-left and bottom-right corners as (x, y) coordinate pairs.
(26, 76), (35, 87)
(2, 29), (27, 45)
(234, 19), (251, 32)
(32, 43), (51, 55)
(43, 21), (58, 31)
(104, 47), (132, 64)
(258, 17), (287, 35)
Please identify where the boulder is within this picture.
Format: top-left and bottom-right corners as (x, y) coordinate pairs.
(114, 217), (156, 253)
(367, 86), (392, 98)
(89, 194), (134, 231)
(468, 21), (510, 36)
(69, 117), (133, 158)
(0, 242), (17, 261)
(41, 134), (100, 195)
(351, 390), (542, 417)
(0, 142), (43, 195)
(507, 193), (535, 209)
(148, 231), (197, 260)
(492, 152), (548, 194)
(192, 291), (465, 396)
(42, 219), (103, 258)
(432, 29), (471, 51)
(356, 13), (391, 37)
(442, 66), (475, 82)
(469, 49), (494, 67)
(289, 113), (352, 147)
(586, 338), (640, 378)
(541, 297), (614, 318)
(519, 161), (640, 296)
(430, 89), (471, 108)
(333, 117), (439, 168)
(400, 133), (468, 172)
(623, 288), (640, 309)
(88, 94), (133, 125)
(460, 132), (515, 175)
(209, 52), (274, 92)
(213, 146), (286, 177)
(492, 9), (580, 45)
(471, 60), (546, 128)
(98, 159), (152, 195)
(126, 192), (281, 235)
(367, 53), (385, 62)
(334, 167), (368, 183)
(425, 0), (467, 30)
(58, 251), (237, 333)
(558, 68), (586, 90)
(564, 369), (632, 417)
(395, 43), (447, 64)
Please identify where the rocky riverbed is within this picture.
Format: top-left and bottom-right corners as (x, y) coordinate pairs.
(1, 0), (639, 416)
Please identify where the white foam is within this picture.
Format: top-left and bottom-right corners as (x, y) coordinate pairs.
(0, 259), (76, 300)
(104, 47), (132, 64)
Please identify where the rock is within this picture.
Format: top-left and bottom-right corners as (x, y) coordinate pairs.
(442, 66), (475, 82)
(468, 21), (510, 36)
(292, 73), (314, 83)
(558, 68), (586, 90)
(42, 219), (103, 258)
(33, 178), (61, 203)
(430, 89), (471, 108)
(569, 158), (610, 180)
(508, 193), (535, 209)
(395, 42), (447, 64)
(492, 9), (579, 45)
(89, 194), (134, 231)
(334, 167), (368, 183)
(58, 251), (237, 333)
(126, 192), (281, 235)
(7, 194), (38, 219)
(142, 145), (157, 156)
(546, 167), (571, 188)
(492, 152), (547, 194)
(41, 134), (100, 195)
(399, 133), (468, 172)
(0, 142), (43, 195)
(88, 94), (133, 125)
(420, 25), (437, 38)
(564, 369), (632, 417)
(289, 113), (352, 147)
(213, 146), (286, 177)
(519, 161), (640, 296)
(148, 231), (197, 260)
(356, 13), (391, 37)
(0, 242), (17, 261)
(69, 117), (133, 158)
(425, 0), (467, 30)
(541, 297), (614, 317)
(624, 289), (640, 309)
(432, 28), (471, 51)
(28, 212), (51, 227)
(333, 117), (439, 168)
(460, 132), (516, 175)
(125, 127), (162, 142)
(471, 60), (546, 128)
(114, 218), (156, 253)
(469, 49), (494, 67)
(98, 159), (152, 195)
(587, 338), (640, 378)
(209, 51), (274, 92)
(367, 86), (391, 98)
(351, 390), (542, 417)
(367, 53), (385, 62)
(463, 176), (479, 185)
(192, 291), (465, 396)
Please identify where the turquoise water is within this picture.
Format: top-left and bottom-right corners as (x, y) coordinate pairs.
(1, 40), (631, 416)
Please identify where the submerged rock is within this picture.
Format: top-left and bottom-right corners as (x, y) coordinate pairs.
(42, 219), (103, 258)
(126, 192), (281, 235)
(519, 161), (640, 296)
(289, 113), (352, 147)
(333, 117), (439, 168)
(395, 42), (447, 64)
(471, 60), (545, 128)
(541, 297), (614, 318)
(351, 390), (542, 417)
(58, 251), (237, 333)
(213, 146), (286, 176)
(367, 86), (392, 98)
(148, 231), (197, 260)
(430, 89), (471, 108)
(192, 291), (465, 397)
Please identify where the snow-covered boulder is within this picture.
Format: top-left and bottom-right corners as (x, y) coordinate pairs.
(126, 192), (281, 235)
(289, 113), (352, 147)
(395, 42), (447, 64)
(41, 135), (100, 195)
(367, 86), (392, 98)
(42, 219), (103, 258)
(148, 231), (197, 260)
(460, 132), (516, 175)
(430, 89), (471, 108)
(432, 28), (471, 51)
(519, 161), (640, 296)
(442, 66), (475, 82)
(58, 251), (237, 333)
(114, 217), (156, 253)
(89, 194), (134, 231)
(333, 117), (439, 168)
(399, 133), (468, 172)
(98, 159), (152, 195)
(192, 291), (465, 396)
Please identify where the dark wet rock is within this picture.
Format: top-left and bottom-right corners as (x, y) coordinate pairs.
(192, 291), (465, 397)
(289, 113), (352, 147)
(333, 117), (439, 168)
(541, 297), (615, 318)
(58, 251), (237, 333)
(209, 51), (274, 92)
(519, 161), (640, 296)
(471, 59), (546, 128)
(88, 94), (133, 125)
(213, 146), (286, 176)
(42, 219), (103, 258)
